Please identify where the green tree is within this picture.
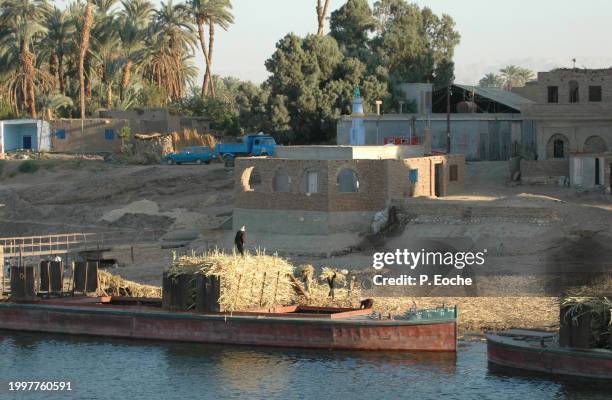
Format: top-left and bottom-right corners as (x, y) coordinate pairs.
(187, 0), (234, 97)
(372, 0), (460, 86)
(264, 33), (389, 143)
(140, 0), (197, 101)
(330, 0), (376, 56)
(0, 0), (52, 117)
(42, 6), (75, 94)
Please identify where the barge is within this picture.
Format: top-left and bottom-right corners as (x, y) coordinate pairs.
(486, 329), (612, 380)
(0, 297), (458, 352)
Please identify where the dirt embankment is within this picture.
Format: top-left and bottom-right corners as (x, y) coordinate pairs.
(0, 160), (234, 238)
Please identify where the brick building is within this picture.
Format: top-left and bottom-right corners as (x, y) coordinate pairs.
(234, 146), (465, 235)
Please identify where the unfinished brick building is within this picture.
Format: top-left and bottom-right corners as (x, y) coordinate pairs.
(234, 146), (465, 235)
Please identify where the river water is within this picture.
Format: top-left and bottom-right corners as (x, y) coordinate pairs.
(1, 331), (611, 400)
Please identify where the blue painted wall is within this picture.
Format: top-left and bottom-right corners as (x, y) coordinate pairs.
(4, 123), (38, 151)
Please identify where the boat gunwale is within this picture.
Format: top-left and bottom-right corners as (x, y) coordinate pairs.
(486, 332), (612, 361)
(0, 302), (457, 327)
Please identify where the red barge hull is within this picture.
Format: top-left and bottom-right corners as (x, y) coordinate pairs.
(487, 330), (612, 380)
(0, 298), (457, 352)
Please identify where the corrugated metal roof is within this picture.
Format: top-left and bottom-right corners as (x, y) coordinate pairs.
(454, 84), (534, 112)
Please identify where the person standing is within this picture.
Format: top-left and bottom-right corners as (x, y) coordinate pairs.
(234, 226), (246, 256)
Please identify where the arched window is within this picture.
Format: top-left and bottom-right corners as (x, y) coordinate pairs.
(241, 167), (262, 192)
(569, 80), (579, 103)
(300, 169), (319, 194)
(554, 140), (565, 158)
(584, 136), (607, 153)
(547, 134), (570, 159)
(336, 168), (359, 193)
(273, 168), (291, 192)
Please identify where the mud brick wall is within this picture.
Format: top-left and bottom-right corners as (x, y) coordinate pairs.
(235, 158), (388, 212)
(235, 154), (466, 213)
(51, 119), (127, 153)
(386, 155), (465, 198)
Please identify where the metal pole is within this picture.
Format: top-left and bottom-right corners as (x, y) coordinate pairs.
(446, 85), (451, 154)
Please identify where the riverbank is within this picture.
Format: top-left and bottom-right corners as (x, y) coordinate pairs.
(372, 296), (559, 335)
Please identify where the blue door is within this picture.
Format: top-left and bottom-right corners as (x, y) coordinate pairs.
(23, 136), (32, 150)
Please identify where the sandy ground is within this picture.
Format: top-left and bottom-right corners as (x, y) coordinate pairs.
(1, 158), (610, 332)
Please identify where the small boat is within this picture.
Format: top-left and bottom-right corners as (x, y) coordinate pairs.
(0, 297), (458, 352)
(486, 329), (612, 380)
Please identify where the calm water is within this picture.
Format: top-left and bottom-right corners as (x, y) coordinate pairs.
(1, 332), (611, 400)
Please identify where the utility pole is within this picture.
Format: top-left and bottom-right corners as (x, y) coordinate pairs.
(446, 85), (451, 154)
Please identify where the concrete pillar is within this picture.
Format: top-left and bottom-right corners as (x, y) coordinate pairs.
(423, 128), (432, 155)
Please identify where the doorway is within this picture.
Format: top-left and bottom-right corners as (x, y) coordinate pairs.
(595, 158), (600, 186)
(22, 135), (32, 150)
(434, 163), (443, 197)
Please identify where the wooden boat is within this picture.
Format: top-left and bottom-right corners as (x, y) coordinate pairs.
(0, 297), (457, 352)
(486, 329), (612, 380)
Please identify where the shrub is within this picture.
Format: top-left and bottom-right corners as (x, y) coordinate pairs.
(18, 160), (40, 174)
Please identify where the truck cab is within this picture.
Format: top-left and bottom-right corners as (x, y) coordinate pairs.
(247, 135), (276, 156)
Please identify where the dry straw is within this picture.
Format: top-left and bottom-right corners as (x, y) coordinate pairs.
(97, 270), (162, 298)
(167, 250), (361, 311)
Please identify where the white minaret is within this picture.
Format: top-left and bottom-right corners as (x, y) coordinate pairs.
(349, 87), (365, 145)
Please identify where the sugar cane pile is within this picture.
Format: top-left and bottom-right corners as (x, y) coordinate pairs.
(97, 270), (162, 298)
(166, 250), (361, 312)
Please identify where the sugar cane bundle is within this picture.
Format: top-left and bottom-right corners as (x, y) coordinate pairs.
(169, 249), (295, 312)
(97, 270), (162, 298)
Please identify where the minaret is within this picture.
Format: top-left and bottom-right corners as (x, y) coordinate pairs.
(349, 87), (365, 145)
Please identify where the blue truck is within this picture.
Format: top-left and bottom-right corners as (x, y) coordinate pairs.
(215, 133), (277, 167)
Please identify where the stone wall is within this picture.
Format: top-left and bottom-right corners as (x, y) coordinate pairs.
(534, 69), (612, 104)
(521, 159), (569, 184)
(392, 199), (558, 225)
(51, 119), (127, 153)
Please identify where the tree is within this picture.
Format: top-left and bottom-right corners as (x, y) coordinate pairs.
(0, 0), (51, 117)
(330, 0), (376, 55)
(264, 33), (389, 143)
(118, 0), (154, 100)
(499, 65), (534, 90)
(187, 0), (234, 97)
(42, 7), (75, 94)
(316, 0), (331, 36)
(79, 0), (94, 119)
(372, 0), (460, 85)
(479, 73), (503, 88)
(140, 0), (197, 101)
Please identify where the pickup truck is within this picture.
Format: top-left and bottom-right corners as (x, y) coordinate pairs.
(215, 134), (276, 166)
(165, 146), (215, 165)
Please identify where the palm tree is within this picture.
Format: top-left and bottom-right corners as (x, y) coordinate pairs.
(316, 0), (331, 36)
(79, 0), (95, 119)
(118, 0), (154, 99)
(140, 0), (197, 101)
(187, 0), (234, 97)
(499, 65), (534, 90)
(42, 7), (75, 94)
(91, 2), (122, 109)
(0, 0), (50, 117)
(40, 93), (73, 120)
(478, 73), (502, 88)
